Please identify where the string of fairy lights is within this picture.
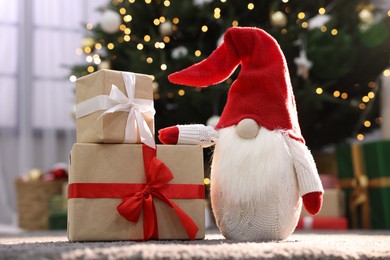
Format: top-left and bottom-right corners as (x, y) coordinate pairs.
(70, 0), (390, 144)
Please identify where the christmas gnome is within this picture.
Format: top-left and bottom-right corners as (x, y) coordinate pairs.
(159, 27), (324, 241)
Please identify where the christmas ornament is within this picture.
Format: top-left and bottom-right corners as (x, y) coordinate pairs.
(21, 168), (44, 182)
(171, 46), (188, 59)
(359, 8), (374, 24)
(43, 163), (68, 181)
(100, 9), (121, 34)
(159, 27), (323, 241)
(294, 49), (313, 79)
(270, 11), (287, 28)
(159, 21), (173, 36)
(308, 14), (331, 30)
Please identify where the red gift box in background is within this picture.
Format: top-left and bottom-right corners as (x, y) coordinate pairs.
(296, 217), (348, 230)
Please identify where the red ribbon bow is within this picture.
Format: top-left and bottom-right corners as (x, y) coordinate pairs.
(116, 144), (199, 240)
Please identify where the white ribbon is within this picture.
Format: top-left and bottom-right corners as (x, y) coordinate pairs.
(76, 72), (155, 148)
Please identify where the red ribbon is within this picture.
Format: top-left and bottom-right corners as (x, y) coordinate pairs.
(68, 183), (204, 199)
(68, 144), (204, 240)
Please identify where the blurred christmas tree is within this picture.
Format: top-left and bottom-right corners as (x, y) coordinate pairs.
(70, 0), (390, 150)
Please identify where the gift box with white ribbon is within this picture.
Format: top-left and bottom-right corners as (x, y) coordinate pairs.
(76, 69), (155, 147)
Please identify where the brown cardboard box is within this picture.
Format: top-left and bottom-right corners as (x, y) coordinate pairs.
(76, 69), (154, 144)
(68, 144), (205, 241)
(301, 189), (345, 217)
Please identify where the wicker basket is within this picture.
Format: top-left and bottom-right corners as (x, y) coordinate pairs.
(15, 179), (66, 230)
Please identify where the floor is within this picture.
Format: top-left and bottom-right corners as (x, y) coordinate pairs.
(1, 229), (390, 259)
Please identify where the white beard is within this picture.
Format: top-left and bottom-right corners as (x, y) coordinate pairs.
(210, 126), (302, 241)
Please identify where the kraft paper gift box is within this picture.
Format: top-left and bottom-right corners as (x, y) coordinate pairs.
(67, 144), (205, 241)
(76, 69), (155, 146)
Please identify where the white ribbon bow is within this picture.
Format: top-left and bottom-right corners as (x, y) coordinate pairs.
(76, 72), (155, 148)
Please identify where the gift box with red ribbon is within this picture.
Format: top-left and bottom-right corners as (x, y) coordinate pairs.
(67, 144), (205, 241)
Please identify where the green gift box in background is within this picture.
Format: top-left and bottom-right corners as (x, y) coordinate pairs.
(361, 140), (390, 229)
(335, 143), (354, 181)
(336, 141), (390, 230)
(335, 143), (355, 228)
(48, 195), (67, 230)
(49, 212), (67, 230)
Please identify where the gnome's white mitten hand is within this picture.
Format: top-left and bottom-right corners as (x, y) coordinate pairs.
(158, 124), (218, 147)
(178, 124), (218, 146)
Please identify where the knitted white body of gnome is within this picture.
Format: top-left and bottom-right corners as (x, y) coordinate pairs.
(159, 27), (324, 241)
(212, 126), (318, 240)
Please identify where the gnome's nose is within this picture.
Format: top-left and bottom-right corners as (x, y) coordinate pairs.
(236, 118), (260, 139)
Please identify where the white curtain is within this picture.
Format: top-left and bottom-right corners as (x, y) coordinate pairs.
(0, 0), (107, 231)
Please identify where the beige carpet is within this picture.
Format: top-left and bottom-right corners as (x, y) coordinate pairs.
(1, 229), (390, 259)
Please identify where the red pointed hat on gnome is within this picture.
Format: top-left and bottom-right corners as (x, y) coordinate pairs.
(168, 27), (304, 143)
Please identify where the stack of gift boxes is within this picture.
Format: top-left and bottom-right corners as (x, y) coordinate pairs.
(68, 69), (205, 241)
